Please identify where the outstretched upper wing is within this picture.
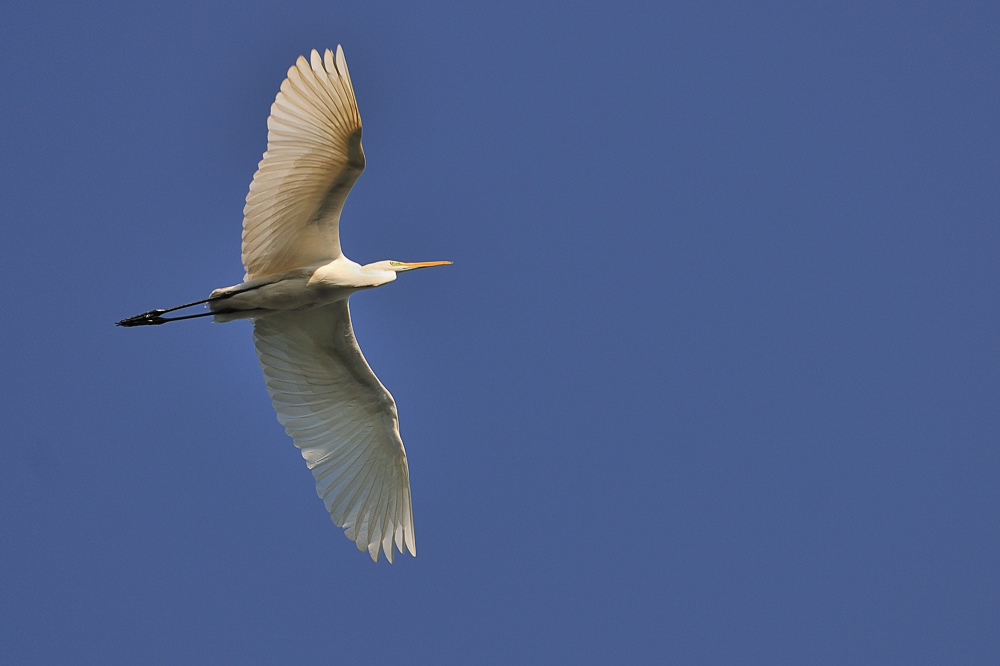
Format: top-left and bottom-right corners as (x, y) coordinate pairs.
(242, 46), (365, 280)
(252, 301), (416, 562)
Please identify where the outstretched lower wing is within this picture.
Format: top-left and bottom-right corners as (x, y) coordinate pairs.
(242, 46), (365, 280)
(252, 301), (416, 562)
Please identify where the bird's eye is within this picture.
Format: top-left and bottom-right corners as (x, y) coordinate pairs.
(389, 261), (402, 266)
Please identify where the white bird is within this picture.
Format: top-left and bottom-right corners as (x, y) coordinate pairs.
(118, 46), (451, 563)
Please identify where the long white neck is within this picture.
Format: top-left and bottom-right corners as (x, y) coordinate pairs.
(306, 257), (397, 289)
(359, 261), (399, 286)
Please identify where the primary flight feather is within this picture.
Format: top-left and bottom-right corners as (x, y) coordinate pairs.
(243, 47), (363, 279)
(118, 46), (451, 563)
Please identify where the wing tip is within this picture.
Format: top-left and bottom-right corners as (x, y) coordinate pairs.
(357, 525), (416, 563)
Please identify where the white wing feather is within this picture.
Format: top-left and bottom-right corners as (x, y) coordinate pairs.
(242, 46), (365, 280)
(252, 301), (416, 562)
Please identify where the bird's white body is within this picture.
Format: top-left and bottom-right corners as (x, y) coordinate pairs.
(208, 258), (397, 316)
(120, 46), (449, 563)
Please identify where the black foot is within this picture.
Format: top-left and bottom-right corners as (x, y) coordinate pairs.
(116, 309), (169, 327)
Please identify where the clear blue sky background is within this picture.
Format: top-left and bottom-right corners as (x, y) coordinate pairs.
(1, 1), (997, 663)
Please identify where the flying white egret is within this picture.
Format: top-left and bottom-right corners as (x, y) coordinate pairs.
(118, 46), (450, 562)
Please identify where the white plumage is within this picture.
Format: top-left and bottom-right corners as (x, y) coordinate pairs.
(118, 46), (451, 562)
(242, 47), (364, 280)
(253, 301), (415, 562)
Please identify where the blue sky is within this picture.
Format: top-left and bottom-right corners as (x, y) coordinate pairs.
(1, 0), (998, 662)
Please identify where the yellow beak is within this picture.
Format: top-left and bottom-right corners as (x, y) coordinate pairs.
(401, 261), (453, 269)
